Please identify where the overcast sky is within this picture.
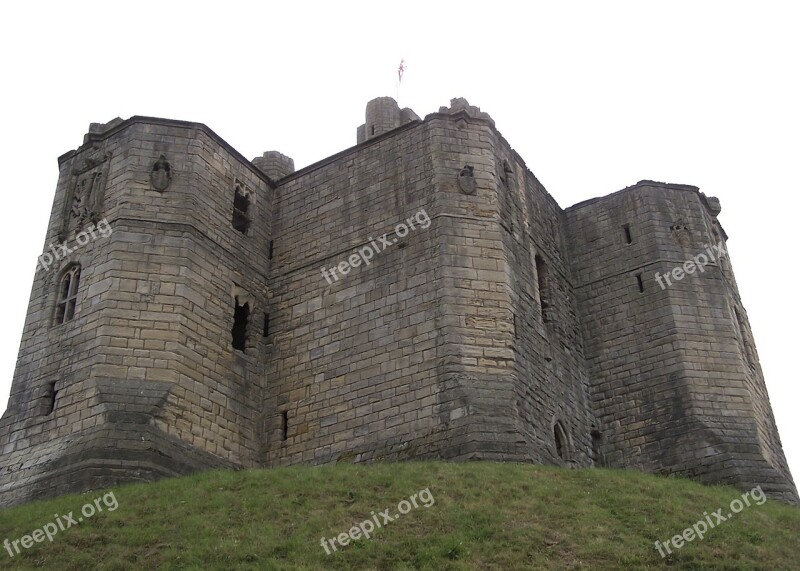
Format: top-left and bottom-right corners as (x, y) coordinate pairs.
(1, 2), (798, 482)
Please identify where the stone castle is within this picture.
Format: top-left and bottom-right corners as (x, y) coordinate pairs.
(0, 97), (796, 507)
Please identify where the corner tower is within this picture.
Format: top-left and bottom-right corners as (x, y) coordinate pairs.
(0, 118), (282, 506)
(566, 182), (797, 503)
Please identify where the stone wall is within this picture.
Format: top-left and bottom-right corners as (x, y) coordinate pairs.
(266, 116), (450, 465)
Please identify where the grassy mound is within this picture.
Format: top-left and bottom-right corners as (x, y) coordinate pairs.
(1, 462), (798, 570)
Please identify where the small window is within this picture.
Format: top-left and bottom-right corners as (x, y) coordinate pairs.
(268, 240), (274, 260)
(232, 181), (251, 234)
(281, 410), (288, 441)
(45, 382), (58, 415)
(636, 273), (644, 293)
(734, 307), (755, 367)
(232, 296), (249, 352)
(554, 420), (569, 461)
(622, 224), (632, 244)
(535, 254), (550, 323)
(54, 265), (81, 325)
(263, 313), (270, 338)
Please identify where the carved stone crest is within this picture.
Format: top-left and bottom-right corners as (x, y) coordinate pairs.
(670, 220), (692, 248)
(458, 165), (476, 195)
(150, 155), (172, 192)
(60, 150), (111, 240)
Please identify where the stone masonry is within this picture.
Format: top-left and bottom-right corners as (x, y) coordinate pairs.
(0, 97), (796, 507)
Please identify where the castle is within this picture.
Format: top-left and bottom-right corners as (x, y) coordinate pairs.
(0, 97), (796, 507)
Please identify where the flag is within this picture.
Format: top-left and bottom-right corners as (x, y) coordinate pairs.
(398, 59), (406, 83)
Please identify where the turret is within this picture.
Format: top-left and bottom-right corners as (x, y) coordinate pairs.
(356, 97), (420, 143)
(252, 151), (295, 181)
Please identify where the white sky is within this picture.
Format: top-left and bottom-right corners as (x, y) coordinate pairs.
(1, 2), (798, 483)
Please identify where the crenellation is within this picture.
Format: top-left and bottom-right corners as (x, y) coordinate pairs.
(0, 98), (795, 507)
(252, 151), (295, 181)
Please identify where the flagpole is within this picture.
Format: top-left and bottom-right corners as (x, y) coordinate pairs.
(397, 59), (405, 107)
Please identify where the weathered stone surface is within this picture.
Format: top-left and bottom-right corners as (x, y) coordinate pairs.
(0, 100), (795, 508)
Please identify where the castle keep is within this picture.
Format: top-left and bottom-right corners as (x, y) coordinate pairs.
(0, 97), (796, 506)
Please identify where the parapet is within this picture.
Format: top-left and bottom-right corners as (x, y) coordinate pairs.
(252, 151), (295, 181)
(357, 97), (420, 144)
(83, 118), (124, 144)
(437, 97), (495, 127)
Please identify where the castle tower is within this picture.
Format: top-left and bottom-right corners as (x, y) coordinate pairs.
(262, 97), (596, 469)
(422, 99), (597, 467)
(356, 97), (420, 144)
(0, 117), (285, 505)
(252, 151), (295, 181)
(565, 183), (797, 502)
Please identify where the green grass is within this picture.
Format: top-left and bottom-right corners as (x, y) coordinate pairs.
(0, 462), (798, 570)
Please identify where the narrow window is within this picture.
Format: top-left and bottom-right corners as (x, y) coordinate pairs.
(232, 181), (251, 234)
(591, 429), (604, 467)
(268, 240), (274, 260)
(535, 254), (550, 323)
(45, 382), (58, 416)
(636, 273), (644, 293)
(554, 421), (569, 461)
(734, 307), (755, 367)
(370, 125), (375, 136)
(54, 265), (81, 325)
(263, 313), (270, 338)
(513, 313), (519, 339)
(232, 296), (249, 352)
(622, 224), (632, 244)
(281, 410), (288, 441)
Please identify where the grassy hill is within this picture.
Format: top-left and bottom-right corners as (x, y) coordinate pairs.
(0, 462), (798, 570)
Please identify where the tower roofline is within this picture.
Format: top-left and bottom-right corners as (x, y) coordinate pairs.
(566, 180), (726, 236)
(566, 180), (700, 212)
(57, 115), (278, 188)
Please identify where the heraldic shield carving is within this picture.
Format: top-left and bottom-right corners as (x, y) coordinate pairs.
(458, 165), (476, 195)
(150, 155), (172, 192)
(670, 220), (693, 248)
(60, 150), (111, 241)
